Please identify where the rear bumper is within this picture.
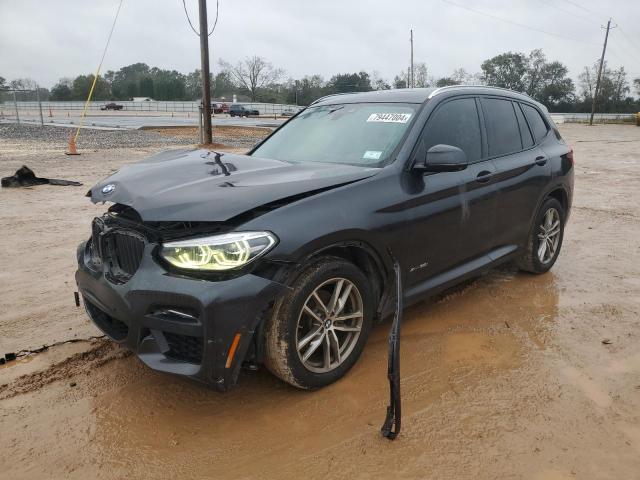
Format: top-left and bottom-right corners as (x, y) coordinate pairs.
(75, 241), (285, 391)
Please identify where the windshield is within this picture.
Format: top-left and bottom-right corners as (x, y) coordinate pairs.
(251, 103), (417, 167)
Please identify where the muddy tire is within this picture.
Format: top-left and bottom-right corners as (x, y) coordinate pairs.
(263, 256), (374, 389)
(518, 197), (565, 274)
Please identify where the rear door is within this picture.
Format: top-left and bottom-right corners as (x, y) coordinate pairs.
(480, 97), (551, 248)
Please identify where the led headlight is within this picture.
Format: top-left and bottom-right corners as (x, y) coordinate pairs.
(160, 231), (277, 271)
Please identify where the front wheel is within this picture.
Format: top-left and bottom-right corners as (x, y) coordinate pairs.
(264, 257), (374, 389)
(518, 197), (566, 273)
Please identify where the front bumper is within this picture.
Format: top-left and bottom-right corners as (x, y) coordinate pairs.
(75, 241), (285, 391)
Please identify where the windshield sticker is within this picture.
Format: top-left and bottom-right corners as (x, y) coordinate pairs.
(363, 150), (382, 160)
(366, 113), (412, 123)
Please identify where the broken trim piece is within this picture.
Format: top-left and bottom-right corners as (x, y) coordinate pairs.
(381, 256), (402, 440)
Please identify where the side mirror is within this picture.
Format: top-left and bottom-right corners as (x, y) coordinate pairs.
(415, 144), (468, 173)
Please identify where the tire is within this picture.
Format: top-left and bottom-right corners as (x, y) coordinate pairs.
(264, 256), (374, 389)
(518, 197), (565, 273)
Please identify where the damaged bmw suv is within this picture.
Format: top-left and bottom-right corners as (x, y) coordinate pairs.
(76, 86), (573, 391)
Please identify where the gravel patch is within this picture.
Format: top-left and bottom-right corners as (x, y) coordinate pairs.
(0, 123), (196, 149)
(0, 123), (269, 150)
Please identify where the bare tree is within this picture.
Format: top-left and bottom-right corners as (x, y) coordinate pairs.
(9, 77), (39, 91)
(370, 70), (390, 90)
(451, 68), (475, 85)
(219, 56), (284, 101)
(414, 63), (432, 88)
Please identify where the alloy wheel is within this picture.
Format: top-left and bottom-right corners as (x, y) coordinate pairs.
(537, 207), (561, 264)
(295, 277), (364, 373)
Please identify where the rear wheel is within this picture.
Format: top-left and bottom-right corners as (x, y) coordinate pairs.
(264, 257), (373, 389)
(518, 197), (565, 273)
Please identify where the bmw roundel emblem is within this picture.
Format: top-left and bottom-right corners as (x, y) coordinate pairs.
(101, 183), (116, 195)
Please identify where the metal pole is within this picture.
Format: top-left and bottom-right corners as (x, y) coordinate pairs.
(198, 0), (213, 144)
(589, 19), (612, 126)
(410, 29), (414, 89)
(13, 90), (20, 125)
(198, 104), (204, 144)
(37, 87), (44, 127)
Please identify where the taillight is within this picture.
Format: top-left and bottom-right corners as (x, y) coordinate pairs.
(566, 149), (574, 166)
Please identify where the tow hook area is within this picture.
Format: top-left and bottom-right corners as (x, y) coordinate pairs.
(381, 259), (402, 440)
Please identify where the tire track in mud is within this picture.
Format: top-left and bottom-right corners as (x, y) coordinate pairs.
(0, 339), (131, 400)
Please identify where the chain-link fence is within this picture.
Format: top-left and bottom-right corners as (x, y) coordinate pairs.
(0, 88), (46, 125)
(3, 100), (304, 115)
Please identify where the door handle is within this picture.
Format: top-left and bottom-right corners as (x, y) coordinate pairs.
(535, 155), (547, 166)
(475, 170), (493, 183)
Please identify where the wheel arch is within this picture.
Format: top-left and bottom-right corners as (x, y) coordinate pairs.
(251, 240), (393, 365)
(546, 186), (569, 212)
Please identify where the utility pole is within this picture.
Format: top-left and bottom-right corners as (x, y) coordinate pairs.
(198, 0), (213, 144)
(589, 18), (613, 126)
(12, 89), (20, 125)
(410, 29), (414, 88)
(36, 86), (44, 127)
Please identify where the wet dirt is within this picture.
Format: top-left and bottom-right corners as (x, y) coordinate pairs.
(1, 124), (639, 479)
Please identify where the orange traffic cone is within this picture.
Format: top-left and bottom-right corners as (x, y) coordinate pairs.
(65, 133), (80, 155)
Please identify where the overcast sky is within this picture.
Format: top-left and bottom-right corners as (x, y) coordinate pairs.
(1, 0), (639, 89)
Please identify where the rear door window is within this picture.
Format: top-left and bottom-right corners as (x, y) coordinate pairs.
(481, 98), (522, 157)
(521, 104), (549, 143)
(514, 103), (534, 149)
(419, 97), (482, 163)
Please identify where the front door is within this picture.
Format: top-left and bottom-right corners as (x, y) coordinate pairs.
(398, 96), (497, 294)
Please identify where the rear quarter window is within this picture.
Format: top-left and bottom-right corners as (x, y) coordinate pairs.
(481, 98), (522, 157)
(514, 103), (534, 149)
(521, 104), (549, 143)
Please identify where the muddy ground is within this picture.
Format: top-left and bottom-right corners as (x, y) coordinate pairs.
(0, 124), (639, 479)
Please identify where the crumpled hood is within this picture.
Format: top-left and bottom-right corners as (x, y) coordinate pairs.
(88, 149), (379, 222)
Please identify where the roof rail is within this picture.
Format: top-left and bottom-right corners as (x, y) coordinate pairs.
(428, 84), (533, 99)
(309, 91), (356, 105)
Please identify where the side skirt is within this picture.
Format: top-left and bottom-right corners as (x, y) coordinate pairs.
(403, 245), (519, 308)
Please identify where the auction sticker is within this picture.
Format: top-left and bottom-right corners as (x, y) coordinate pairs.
(366, 113), (412, 123)
(363, 150), (382, 160)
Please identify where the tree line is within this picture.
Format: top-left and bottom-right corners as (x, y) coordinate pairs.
(2, 49), (640, 113)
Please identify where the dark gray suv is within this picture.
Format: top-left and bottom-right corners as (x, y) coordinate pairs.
(76, 86), (573, 391)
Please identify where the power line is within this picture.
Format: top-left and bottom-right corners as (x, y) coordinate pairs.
(559, 0), (607, 21)
(440, 0), (599, 46)
(608, 45), (640, 72)
(615, 22), (640, 58)
(182, 0), (219, 36)
(536, 0), (599, 26)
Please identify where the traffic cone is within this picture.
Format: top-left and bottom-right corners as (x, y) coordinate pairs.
(65, 133), (80, 155)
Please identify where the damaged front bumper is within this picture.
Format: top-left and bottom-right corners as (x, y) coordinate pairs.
(75, 240), (285, 391)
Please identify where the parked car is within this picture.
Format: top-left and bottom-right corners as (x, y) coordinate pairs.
(229, 104), (259, 117)
(100, 103), (123, 111)
(212, 102), (228, 114)
(76, 86), (573, 392)
(280, 108), (296, 117)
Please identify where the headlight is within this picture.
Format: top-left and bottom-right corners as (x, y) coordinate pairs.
(160, 231), (277, 271)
